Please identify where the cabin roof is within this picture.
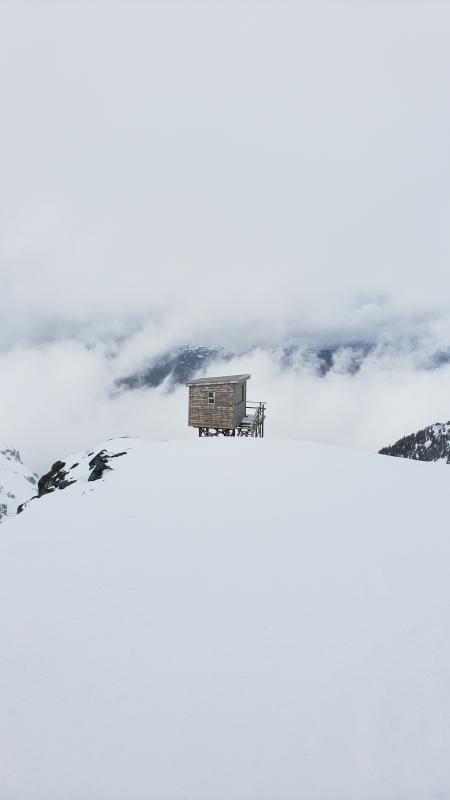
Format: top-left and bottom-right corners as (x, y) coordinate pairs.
(186, 373), (251, 387)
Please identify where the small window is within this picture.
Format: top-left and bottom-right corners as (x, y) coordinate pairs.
(241, 384), (245, 402)
(208, 391), (215, 405)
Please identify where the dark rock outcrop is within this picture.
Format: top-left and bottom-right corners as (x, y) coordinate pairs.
(17, 445), (128, 514)
(88, 450), (128, 481)
(37, 461), (76, 496)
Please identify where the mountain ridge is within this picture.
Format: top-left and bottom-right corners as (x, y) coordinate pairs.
(116, 340), (450, 392)
(379, 421), (450, 463)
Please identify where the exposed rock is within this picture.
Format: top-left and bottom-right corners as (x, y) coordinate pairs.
(88, 450), (127, 481)
(37, 448), (128, 493)
(88, 451), (112, 482)
(16, 443), (129, 515)
(37, 461), (76, 496)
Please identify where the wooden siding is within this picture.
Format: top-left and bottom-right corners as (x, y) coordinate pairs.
(188, 383), (235, 428)
(232, 380), (246, 427)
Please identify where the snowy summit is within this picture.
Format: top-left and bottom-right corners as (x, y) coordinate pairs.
(2, 437), (450, 798)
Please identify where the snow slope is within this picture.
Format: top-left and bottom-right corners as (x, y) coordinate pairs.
(0, 445), (37, 520)
(2, 438), (450, 799)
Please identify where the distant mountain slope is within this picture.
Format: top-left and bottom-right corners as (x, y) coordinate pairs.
(379, 422), (450, 463)
(2, 438), (450, 798)
(117, 345), (231, 389)
(115, 341), (450, 392)
(0, 446), (37, 521)
(116, 342), (372, 390)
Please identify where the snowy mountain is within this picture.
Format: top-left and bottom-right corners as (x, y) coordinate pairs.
(117, 345), (231, 389)
(2, 437), (450, 798)
(116, 342), (371, 390)
(380, 421), (450, 463)
(0, 445), (37, 521)
(116, 340), (450, 391)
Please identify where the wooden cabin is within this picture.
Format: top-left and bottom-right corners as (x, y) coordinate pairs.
(186, 374), (266, 437)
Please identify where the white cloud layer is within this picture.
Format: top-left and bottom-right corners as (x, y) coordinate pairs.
(1, 1), (450, 469)
(3, 334), (450, 473)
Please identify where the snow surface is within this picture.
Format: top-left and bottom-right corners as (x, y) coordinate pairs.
(2, 438), (450, 799)
(0, 445), (37, 520)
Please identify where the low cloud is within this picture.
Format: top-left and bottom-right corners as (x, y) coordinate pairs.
(1, 1), (450, 351)
(3, 328), (450, 474)
(2, 1), (450, 471)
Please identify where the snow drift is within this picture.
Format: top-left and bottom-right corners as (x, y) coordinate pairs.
(1, 438), (450, 800)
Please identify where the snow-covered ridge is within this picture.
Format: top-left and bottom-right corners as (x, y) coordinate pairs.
(0, 445), (37, 520)
(2, 438), (450, 798)
(380, 420), (450, 463)
(17, 439), (130, 514)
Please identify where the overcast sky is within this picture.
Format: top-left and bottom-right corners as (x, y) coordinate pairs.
(1, 1), (450, 468)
